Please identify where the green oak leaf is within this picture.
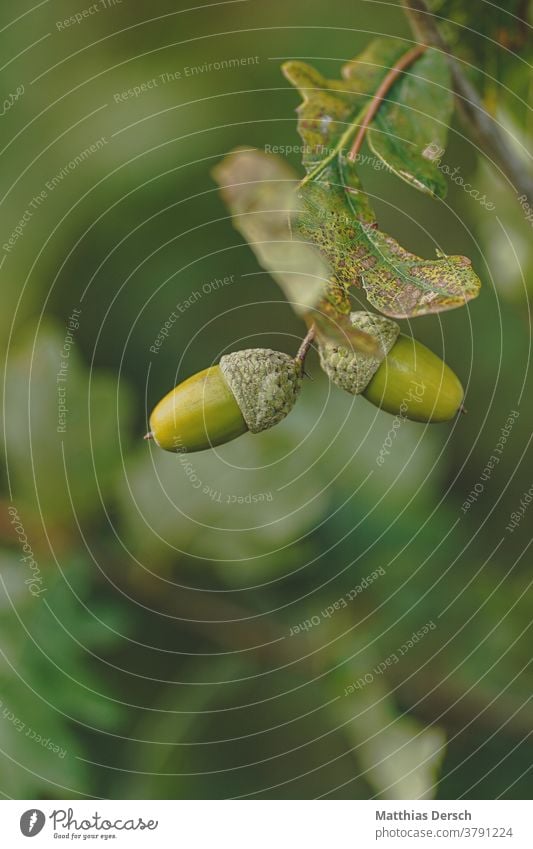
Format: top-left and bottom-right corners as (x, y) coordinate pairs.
(284, 39), (453, 198)
(215, 40), (480, 330)
(283, 38), (409, 174)
(212, 147), (381, 355)
(367, 47), (453, 198)
(284, 39), (480, 317)
(297, 170), (481, 318)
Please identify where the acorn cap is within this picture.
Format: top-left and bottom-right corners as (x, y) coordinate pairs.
(219, 348), (302, 433)
(319, 311), (400, 394)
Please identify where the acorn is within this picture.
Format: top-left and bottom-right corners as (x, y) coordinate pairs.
(319, 311), (464, 422)
(146, 349), (303, 452)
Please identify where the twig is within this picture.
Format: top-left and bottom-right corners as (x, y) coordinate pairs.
(299, 45), (426, 189)
(402, 0), (533, 205)
(348, 44), (427, 162)
(296, 324), (316, 370)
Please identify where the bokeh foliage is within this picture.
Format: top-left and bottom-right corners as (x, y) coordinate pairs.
(0, 0), (532, 799)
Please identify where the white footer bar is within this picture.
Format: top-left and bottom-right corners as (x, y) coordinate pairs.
(1, 799), (530, 847)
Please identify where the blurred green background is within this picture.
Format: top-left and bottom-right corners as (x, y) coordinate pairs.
(0, 0), (532, 799)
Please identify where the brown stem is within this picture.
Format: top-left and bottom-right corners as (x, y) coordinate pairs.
(348, 44), (427, 162)
(296, 324), (316, 370)
(402, 0), (533, 206)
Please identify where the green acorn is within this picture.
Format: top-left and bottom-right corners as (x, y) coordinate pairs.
(319, 311), (464, 422)
(146, 349), (302, 452)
